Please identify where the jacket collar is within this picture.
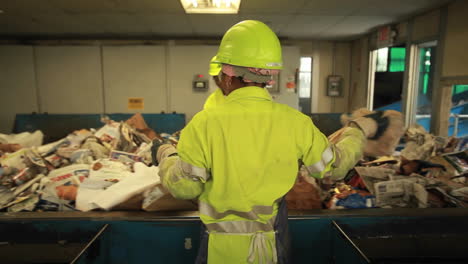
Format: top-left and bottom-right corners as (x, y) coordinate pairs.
(226, 86), (272, 102)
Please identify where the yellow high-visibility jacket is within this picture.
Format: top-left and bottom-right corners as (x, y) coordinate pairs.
(203, 88), (225, 110)
(159, 86), (365, 263)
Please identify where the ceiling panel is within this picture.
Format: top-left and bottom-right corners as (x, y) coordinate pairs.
(139, 14), (193, 36)
(120, 0), (185, 14)
(299, 0), (369, 15)
(73, 14), (152, 34)
(283, 15), (345, 38)
(0, 0), (455, 39)
(323, 16), (396, 36)
(238, 14), (292, 35)
(0, 0), (60, 14)
(0, 13), (42, 35)
(240, 0), (308, 14)
(354, 0), (452, 16)
(48, 0), (119, 14)
(188, 15), (240, 36)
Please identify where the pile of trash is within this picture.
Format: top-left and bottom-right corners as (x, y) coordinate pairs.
(0, 114), (193, 213)
(1, 116), (467, 213)
(287, 125), (468, 210)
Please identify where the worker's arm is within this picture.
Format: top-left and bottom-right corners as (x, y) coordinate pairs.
(300, 117), (366, 181)
(327, 126), (366, 179)
(301, 110), (402, 180)
(158, 156), (206, 199)
(157, 113), (210, 200)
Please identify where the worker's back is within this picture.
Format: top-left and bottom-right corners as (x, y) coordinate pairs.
(177, 86), (329, 224)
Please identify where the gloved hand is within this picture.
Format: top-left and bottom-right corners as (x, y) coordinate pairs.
(341, 108), (405, 157)
(151, 139), (177, 166)
(350, 111), (389, 139)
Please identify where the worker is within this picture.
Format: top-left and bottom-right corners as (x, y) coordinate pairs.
(203, 56), (225, 110)
(154, 20), (396, 263)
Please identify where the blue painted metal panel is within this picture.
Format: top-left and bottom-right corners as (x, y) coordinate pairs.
(105, 221), (201, 264)
(330, 226), (368, 264)
(2, 213), (468, 264)
(13, 113), (186, 143)
(107, 113), (186, 134)
(289, 218), (332, 263)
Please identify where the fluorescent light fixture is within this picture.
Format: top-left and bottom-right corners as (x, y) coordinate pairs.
(180, 0), (241, 14)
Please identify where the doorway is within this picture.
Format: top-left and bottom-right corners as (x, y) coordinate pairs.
(368, 45), (407, 111)
(298, 57), (312, 113)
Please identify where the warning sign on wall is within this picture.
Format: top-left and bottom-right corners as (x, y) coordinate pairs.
(128, 97), (144, 110)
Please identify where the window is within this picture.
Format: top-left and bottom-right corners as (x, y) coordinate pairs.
(376, 48), (388, 72)
(453, 85), (468, 95)
(389, 47), (406, 72)
(298, 57), (312, 113)
(449, 84), (468, 137)
(298, 57), (312, 98)
(414, 45), (436, 131)
(375, 47), (406, 73)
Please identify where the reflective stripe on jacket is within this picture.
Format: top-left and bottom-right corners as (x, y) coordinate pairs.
(159, 86), (364, 263)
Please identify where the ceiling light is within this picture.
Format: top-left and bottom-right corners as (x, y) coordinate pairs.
(0, 10), (4, 14)
(180, 0), (241, 14)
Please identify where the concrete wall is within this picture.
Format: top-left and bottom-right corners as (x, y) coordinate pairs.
(35, 46), (103, 114)
(102, 46), (167, 113)
(0, 44), (300, 133)
(412, 9), (440, 43)
(0, 46), (38, 133)
(442, 0), (468, 78)
(292, 40), (352, 113)
(349, 37), (370, 111)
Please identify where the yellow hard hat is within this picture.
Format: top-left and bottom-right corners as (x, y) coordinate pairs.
(209, 56), (222, 76)
(214, 20), (283, 70)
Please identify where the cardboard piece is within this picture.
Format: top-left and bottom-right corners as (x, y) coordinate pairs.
(143, 185), (197, 211)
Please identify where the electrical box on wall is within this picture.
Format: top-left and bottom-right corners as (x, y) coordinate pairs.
(193, 74), (209, 92)
(327, 75), (343, 97)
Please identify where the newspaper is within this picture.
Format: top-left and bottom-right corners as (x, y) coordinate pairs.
(76, 162), (159, 211)
(0, 186), (15, 207)
(41, 164), (90, 203)
(375, 179), (428, 208)
(36, 138), (69, 157)
(110, 150), (144, 163)
(354, 167), (395, 195)
(89, 159), (132, 182)
(450, 187), (468, 202)
(401, 125), (436, 160)
(75, 178), (114, 211)
(66, 129), (92, 147)
(0, 149), (28, 170)
(8, 194), (40, 212)
(442, 151), (468, 174)
(94, 123), (121, 142)
(0, 130), (44, 148)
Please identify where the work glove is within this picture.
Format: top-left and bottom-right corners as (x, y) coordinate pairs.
(349, 110), (390, 139)
(341, 108), (405, 157)
(151, 139), (177, 166)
